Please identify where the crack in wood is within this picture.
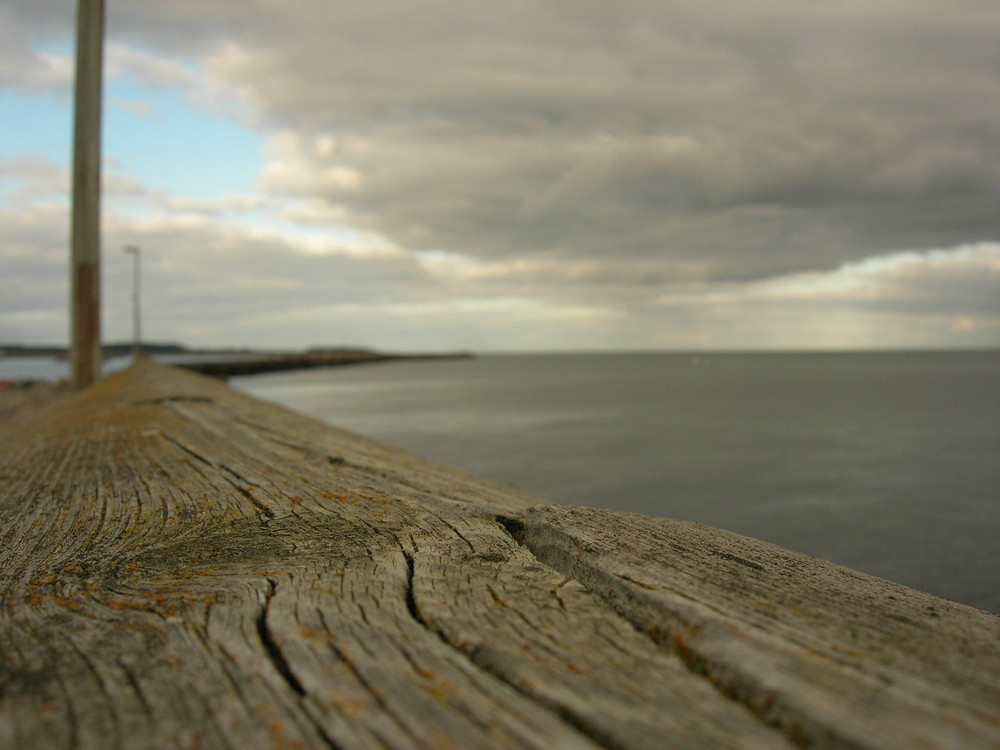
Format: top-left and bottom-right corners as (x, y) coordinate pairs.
(249, 598), (351, 750)
(490, 513), (803, 749)
(53, 650), (81, 749)
(133, 396), (214, 406)
(398, 541), (625, 750)
(400, 550), (422, 629)
(218, 467), (276, 524)
(495, 514), (526, 540)
(714, 551), (767, 573)
(314, 608), (425, 750)
(255, 578), (305, 698)
(115, 659), (153, 720)
(502, 513), (944, 750)
(161, 433), (215, 469)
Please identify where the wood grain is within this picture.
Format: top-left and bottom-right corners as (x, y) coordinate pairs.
(1, 363), (996, 749)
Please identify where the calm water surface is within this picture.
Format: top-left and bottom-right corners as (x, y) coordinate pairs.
(233, 351), (1000, 612)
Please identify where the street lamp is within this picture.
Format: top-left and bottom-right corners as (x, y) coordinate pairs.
(123, 245), (141, 362)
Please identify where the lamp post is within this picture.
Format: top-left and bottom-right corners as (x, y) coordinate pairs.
(123, 245), (141, 362)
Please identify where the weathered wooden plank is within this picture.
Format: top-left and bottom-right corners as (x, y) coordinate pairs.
(0, 380), (68, 431)
(512, 506), (1000, 750)
(1, 363), (997, 750)
(408, 511), (788, 749)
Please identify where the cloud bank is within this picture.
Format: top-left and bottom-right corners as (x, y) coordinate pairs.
(2, 0), (998, 350)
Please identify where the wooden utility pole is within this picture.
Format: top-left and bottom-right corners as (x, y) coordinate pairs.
(70, 0), (106, 390)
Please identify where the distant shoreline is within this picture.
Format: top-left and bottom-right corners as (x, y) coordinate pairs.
(0, 344), (473, 383)
(0, 342), (389, 359)
(173, 351), (472, 379)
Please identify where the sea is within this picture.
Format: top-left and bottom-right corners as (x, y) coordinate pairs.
(5, 350), (997, 612)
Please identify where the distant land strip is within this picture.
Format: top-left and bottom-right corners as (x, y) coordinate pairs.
(173, 350), (472, 378)
(1, 342), (197, 358)
(1, 342), (472, 379)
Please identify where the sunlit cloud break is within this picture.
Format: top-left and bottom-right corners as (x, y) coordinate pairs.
(757, 244), (1000, 303)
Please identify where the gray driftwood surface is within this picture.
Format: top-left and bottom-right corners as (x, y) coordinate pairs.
(1, 363), (997, 750)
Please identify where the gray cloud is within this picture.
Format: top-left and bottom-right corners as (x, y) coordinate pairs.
(9, 1), (1000, 275)
(185, 0), (1000, 280)
(3, 0), (999, 349)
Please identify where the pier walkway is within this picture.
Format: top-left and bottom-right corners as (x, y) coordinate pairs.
(1, 363), (997, 749)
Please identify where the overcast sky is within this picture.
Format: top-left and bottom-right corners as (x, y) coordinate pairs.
(2, 0), (999, 351)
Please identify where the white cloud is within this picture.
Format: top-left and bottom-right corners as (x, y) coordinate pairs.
(0, 155), (68, 205)
(754, 244), (1000, 308)
(415, 250), (605, 284)
(645, 243), (1000, 349)
(106, 43), (200, 89)
(258, 131), (364, 195)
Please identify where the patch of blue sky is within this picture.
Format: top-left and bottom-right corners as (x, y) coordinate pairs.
(105, 73), (265, 198)
(35, 36), (73, 56)
(2, 73), (264, 200)
(0, 90), (71, 163)
(3, 36), (73, 162)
